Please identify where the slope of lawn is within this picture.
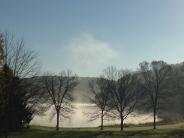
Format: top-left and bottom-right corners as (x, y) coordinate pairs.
(8, 123), (184, 138)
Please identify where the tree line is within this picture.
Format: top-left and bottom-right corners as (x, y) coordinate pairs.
(0, 32), (184, 137)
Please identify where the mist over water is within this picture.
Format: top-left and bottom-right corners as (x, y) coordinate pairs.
(30, 78), (161, 128)
(31, 103), (160, 128)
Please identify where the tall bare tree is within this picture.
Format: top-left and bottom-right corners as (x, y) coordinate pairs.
(103, 66), (142, 131)
(88, 77), (112, 130)
(0, 32), (43, 137)
(0, 32), (39, 78)
(41, 70), (78, 131)
(0, 32), (46, 111)
(139, 61), (172, 129)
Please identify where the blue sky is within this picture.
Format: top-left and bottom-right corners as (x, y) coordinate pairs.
(1, 0), (184, 76)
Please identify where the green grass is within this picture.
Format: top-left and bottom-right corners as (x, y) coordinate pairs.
(8, 123), (184, 138)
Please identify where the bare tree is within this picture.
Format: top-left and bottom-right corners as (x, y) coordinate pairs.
(0, 32), (46, 111)
(41, 70), (78, 131)
(0, 32), (39, 78)
(23, 77), (49, 115)
(103, 66), (142, 131)
(88, 77), (112, 130)
(139, 61), (172, 129)
(0, 32), (44, 137)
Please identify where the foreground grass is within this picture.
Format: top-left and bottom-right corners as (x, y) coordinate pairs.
(8, 123), (184, 138)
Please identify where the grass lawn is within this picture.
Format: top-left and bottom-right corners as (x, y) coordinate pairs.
(8, 123), (184, 138)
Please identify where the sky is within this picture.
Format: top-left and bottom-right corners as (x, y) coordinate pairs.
(0, 0), (184, 77)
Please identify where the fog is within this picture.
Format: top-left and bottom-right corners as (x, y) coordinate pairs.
(30, 77), (162, 128)
(30, 103), (160, 128)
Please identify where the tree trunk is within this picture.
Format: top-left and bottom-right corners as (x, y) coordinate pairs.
(120, 112), (124, 131)
(100, 110), (104, 130)
(153, 108), (156, 129)
(56, 109), (60, 131)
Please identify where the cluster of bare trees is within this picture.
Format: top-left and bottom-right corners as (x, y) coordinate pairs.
(88, 61), (175, 130)
(88, 67), (143, 130)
